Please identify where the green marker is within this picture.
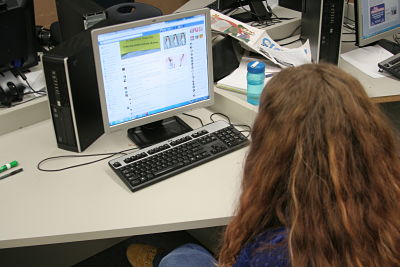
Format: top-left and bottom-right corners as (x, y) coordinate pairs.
(0, 160), (18, 173)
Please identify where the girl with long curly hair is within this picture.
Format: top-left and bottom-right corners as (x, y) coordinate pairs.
(127, 63), (400, 267)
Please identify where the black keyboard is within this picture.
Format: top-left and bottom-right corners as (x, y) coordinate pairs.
(378, 53), (400, 79)
(109, 120), (249, 192)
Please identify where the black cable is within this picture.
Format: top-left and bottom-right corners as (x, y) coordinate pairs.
(235, 124), (252, 136)
(343, 23), (355, 32)
(8, 93), (47, 107)
(239, 130), (251, 138)
(16, 69), (47, 96)
(270, 11), (293, 21)
(278, 38), (302, 46)
(23, 90), (46, 96)
(37, 112), (251, 172)
(182, 113), (204, 127)
(0, 70), (48, 107)
(210, 112), (252, 138)
(24, 79), (46, 95)
(251, 19), (281, 28)
(210, 112), (231, 124)
(234, 124), (251, 131)
(237, 2), (270, 24)
(37, 147), (139, 172)
(344, 16), (355, 22)
(342, 40), (356, 43)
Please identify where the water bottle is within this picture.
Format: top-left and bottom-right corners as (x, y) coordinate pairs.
(247, 61), (265, 105)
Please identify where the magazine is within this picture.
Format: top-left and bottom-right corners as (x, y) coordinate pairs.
(210, 9), (312, 67)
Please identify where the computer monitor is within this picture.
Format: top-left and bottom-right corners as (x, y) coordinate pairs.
(355, 0), (400, 47)
(0, 0), (38, 73)
(0, 0), (38, 106)
(91, 8), (214, 148)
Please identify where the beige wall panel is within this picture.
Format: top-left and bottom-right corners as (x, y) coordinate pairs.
(34, 0), (58, 28)
(139, 0), (189, 14)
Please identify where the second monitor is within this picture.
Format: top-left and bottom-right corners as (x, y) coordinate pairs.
(91, 9), (214, 148)
(355, 0), (400, 50)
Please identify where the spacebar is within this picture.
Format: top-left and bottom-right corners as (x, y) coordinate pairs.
(154, 162), (184, 176)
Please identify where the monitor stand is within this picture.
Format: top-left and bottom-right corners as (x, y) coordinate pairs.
(127, 116), (192, 148)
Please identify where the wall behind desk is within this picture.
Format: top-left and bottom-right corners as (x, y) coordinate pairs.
(33, 0), (189, 28)
(34, 0), (57, 28)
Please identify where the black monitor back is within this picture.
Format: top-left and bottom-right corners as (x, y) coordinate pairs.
(56, 0), (105, 42)
(278, 0), (302, 11)
(0, 0), (38, 72)
(55, 0), (134, 42)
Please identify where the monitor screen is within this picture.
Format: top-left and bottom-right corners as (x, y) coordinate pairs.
(355, 0), (400, 47)
(91, 9), (214, 146)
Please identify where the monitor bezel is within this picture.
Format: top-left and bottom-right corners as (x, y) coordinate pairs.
(91, 8), (214, 134)
(355, 0), (400, 47)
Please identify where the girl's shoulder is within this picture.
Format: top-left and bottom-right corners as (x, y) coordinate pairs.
(234, 227), (289, 267)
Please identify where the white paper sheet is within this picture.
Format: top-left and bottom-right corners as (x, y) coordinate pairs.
(340, 45), (394, 78)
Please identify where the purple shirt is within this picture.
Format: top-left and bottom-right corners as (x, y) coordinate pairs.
(233, 228), (289, 267)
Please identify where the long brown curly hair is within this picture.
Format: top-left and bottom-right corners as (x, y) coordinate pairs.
(218, 63), (400, 266)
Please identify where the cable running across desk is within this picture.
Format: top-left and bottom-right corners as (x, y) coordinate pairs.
(36, 113), (252, 173)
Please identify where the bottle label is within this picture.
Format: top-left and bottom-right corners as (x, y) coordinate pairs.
(250, 61), (260, 68)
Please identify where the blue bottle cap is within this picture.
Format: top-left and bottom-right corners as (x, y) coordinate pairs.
(247, 61), (265, 74)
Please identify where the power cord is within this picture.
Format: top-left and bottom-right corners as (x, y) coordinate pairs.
(182, 112), (205, 127)
(184, 112), (252, 137)
(209, 112), (251, 137)
(37, 112), (252, 172)
(37, 147), (139, 172)
(0, 70), (47, 108)
(10, 93), (47, 107)
(278, 38), (302, 47)
(17, 69), (47, 96)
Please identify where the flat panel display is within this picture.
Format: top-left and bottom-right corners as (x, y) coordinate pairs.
(92, 9), (214, 135)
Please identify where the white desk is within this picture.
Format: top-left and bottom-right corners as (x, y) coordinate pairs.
(339, 58), (400, 103)
(0, 100), (256, 249)
(1, 0), (399, 250)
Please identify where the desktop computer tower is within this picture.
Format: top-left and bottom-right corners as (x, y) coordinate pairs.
(42, 29), (104, 152)
(301, 0), (345, 64)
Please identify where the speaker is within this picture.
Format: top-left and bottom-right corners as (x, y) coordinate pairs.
(301, 0), (345, 64)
